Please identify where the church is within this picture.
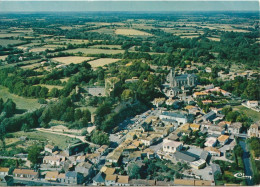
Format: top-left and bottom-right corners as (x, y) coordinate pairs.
(163, 68), (197, 97)
(167, 68), (197, 88)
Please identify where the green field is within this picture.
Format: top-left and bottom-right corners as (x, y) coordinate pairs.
(0, 39), (24, 47)
(89, 45), (122, 49)
(234, 105), (260, 122)
(62, 48), (124, 55)
(11, 130), (78, 150)
(0, 85), (40, 111)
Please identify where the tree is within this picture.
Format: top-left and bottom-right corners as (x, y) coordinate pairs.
(3, 99), (16, 117)
(121, 89), (134, 101)
(0, 98), (3, 113)
(21, 123), (30, 132)
(74, 109), (82, 121)
(49, 88), (59, 97)
(90, 130), (109, 145)
(128, 163), (141, 179)
(39, 87), (49, 98)
(0, 124), (6, 150)
(28, 144), (42, 165)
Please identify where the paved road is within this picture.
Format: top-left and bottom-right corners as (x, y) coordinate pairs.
(35, 128), (99, 147)
(239, 140), (254, 186)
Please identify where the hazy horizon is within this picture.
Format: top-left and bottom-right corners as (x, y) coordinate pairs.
(0, 1), (259, 12)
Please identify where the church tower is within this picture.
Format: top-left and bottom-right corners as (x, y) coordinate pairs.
(169, 68), (176, 87)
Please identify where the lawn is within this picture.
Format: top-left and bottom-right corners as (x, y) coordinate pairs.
(0, 85), (40, 111)
(87, 58), (121, 67)
(63, 48), (124, 55)
(52, 56), (94, 65)
(115, 29), (152, 36)
(234, 105), (260, 122)
(11, 130), (78, 150)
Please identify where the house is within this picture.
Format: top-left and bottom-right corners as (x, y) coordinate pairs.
(208, 125), (225, 135)
(75, 162), (94, 179)
(96, 145), (109, 156)
(179, 123), (192, 135)
(45, 171), (59, 182)
(247, 101), (258, 108)
(204, 147), (221, 157)
(85, 153), (101, 164)
(139, 134), (161, 146)
(204, 137), (217, 147)
(0, 168), (9, 176)
(185, 105), (200, 115)
(105, 175), (117, 186)
(217, 135), (229, 145)
(64, 142), (88, 156)
(165, 98), (178, 106)
(156, 181), (175, 186)
(190, 123), (200, 131)
(106, 150), (122, 163)
(202, 100), (213, 105)
(228, 122), (242, 135)
(57, 173), (66, 183)
(190, 159), (206, 169)
(65, 171), (83, 185)
(76, 155), (86, 163)
(173, 179), (213, 186)
(205, 67), (212, 73)
(43, 156), (64, 166)
(202, 111), (217, 122)
(162, 139), (183, 153)
(116, 175), (130, 186)
(13, 169), (38, 179)
(160, 111), (187, 126)
(152, 98), (165, 107)
(193, 92), (208, 99)
(173, 179), (194, 186)
(100, 166), (115, 175)
(44, 144), (58, 154)
(248, 122), (260, 138)
(172, 151), (198, 163)
(93, 172), (106, 186)
(129, 179), (156, 186)
(218, 121), (231, 129)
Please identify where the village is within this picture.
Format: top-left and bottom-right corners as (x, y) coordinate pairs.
(0, 66), (259, 186)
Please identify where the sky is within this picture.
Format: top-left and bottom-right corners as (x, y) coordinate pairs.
(0, 1), (259, 12)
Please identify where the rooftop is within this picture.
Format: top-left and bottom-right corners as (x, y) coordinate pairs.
(174, 151), (198, 162)
(217, 135), (229, 142)
(13, 169), (37, 176)
(0, 167), (9, 172)
(105, 174), (117, 181)
(117, 175), (129, 184)
(161, 111), (186, 119)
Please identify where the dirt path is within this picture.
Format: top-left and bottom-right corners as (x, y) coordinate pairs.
(35, 128), (99, 147)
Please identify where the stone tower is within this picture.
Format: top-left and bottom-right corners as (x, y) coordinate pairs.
(169, 68), (176, 87)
